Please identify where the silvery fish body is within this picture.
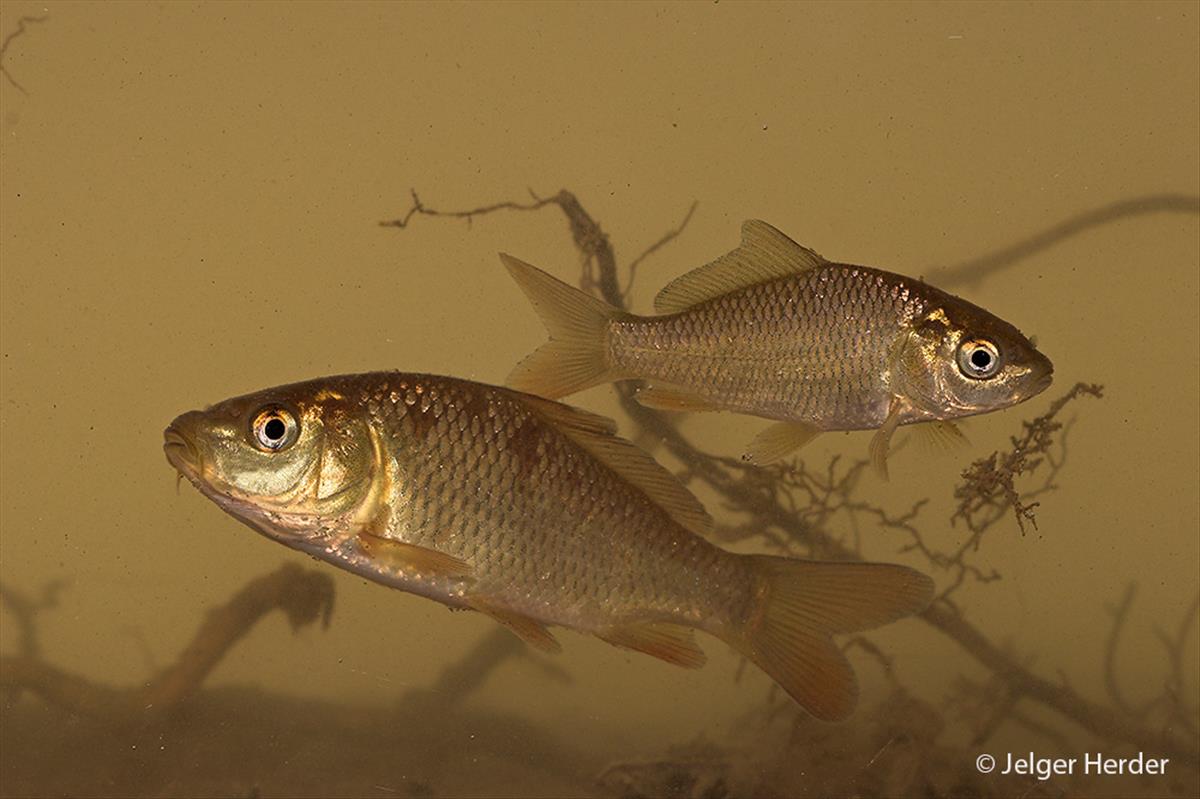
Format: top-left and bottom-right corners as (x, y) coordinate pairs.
(611, 265), (958, 430)
(165, 372), (932, 720)
(503, 220), (1053, 470)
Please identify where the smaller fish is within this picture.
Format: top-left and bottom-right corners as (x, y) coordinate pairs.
(164, 372), (933, 720)
(502, 220), (1053, 476)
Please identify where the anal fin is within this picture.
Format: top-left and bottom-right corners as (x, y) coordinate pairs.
(357, 533), (474, 581)
(743, 421), (822, 465)
(636, 384), (721, 413)
(468, 597), (561, 654)
(598, 621), (706, 668)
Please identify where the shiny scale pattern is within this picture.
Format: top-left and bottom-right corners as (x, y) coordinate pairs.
(351, 374), (755, 634)
(609, 265), (934, 430)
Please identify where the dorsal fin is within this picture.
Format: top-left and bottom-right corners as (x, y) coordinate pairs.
(654, 220), (827, 314)
(513, 392), (714, 537)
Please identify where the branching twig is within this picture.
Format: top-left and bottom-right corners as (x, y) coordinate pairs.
(378, 188), (558, 230)
(923, 599), (1197, 765)
(952, 382), (1104, 536)
(623, 201), (698, 302)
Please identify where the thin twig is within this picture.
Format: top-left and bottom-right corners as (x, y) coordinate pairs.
(0, 15), (48, 95)
(378, 188), (559, 230)
(843, 636), (898, 687)
(623, 201), (698, 302)
(1103, 583), (1139, 716)
(932, 194), (1200, 288)
(1155, 594), (1200, 737)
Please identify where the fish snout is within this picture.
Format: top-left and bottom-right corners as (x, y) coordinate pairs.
(1027, 350), (1054, 397)
(1034, 369), (1054, 394)
(163, 412), (203, 476)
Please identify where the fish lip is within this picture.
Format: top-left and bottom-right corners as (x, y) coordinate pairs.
(163, 425), (201, 479)
(1031, 355), (1055, 395)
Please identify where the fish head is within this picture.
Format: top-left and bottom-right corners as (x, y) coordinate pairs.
(894, 300), (1054, 419)
(164, 380), (379, 546)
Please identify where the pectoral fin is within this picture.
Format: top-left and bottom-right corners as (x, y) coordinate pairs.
(743, 421), (822, 465)
(911, 420), (968, 454)
(598, 621), (707, 668)
(868, 397), (906, 481)
(357, 533), (474, 581)
(467, 597), (561, 653)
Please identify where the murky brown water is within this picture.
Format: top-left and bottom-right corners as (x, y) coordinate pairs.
(1, 3), (1197, 797)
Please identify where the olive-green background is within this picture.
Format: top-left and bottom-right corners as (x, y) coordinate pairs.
(1, 2), (1197, 796)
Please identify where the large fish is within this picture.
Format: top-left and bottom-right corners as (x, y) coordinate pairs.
(164, 372), (932, 720)
(502, 220), (1053, 475)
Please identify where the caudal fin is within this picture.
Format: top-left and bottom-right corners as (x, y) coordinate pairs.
(500, 253), (626, 398)
(730, 556), (933, 721)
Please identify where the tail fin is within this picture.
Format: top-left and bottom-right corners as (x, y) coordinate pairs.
(730, 556), (933, 721)
(500, 253), (627, 398)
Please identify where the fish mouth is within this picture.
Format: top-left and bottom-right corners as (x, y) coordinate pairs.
(1018, 349), (1054, 400)
(1031, 354), (1055, 396)
(163, 425), (201, 482)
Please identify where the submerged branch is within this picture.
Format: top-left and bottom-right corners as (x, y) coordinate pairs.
(925, 600), (1197, 765)
(0, 563), (334, 721)
(0, 578), (68, 705)
(1159, 595), (1200, 738)
(387, 189), (1200, 768)
(0, 14), (47, 95)
(623, 201), (699, 302)
(1103, 583), (1141, 717)
(378, 189), (559, 230)
(0, 577), (67, 663)
(401, 625), (571, 711)
(931, 194), (1200, 288)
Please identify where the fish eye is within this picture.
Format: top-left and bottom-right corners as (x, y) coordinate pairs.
(957, 338), (1002, 380)
(251, 406), (299, 452)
